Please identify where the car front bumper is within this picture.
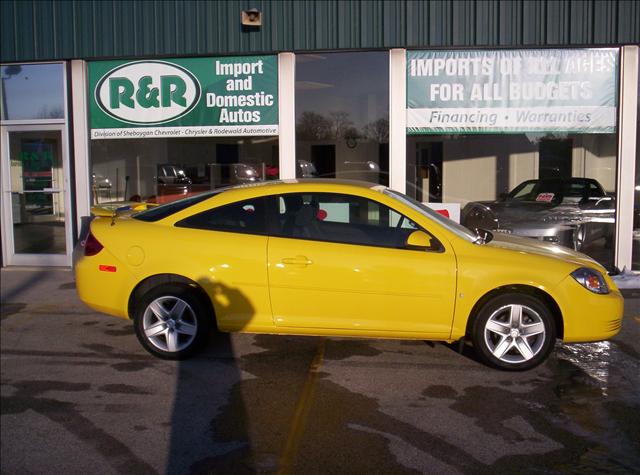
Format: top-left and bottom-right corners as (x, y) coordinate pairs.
(555, 275), (624, 343)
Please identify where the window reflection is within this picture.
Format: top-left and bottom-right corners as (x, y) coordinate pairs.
(407, 133), (618, 270)
(1, 63), (65, 121)
(295, 52), (389, 184)
(90, 136), (278, 205)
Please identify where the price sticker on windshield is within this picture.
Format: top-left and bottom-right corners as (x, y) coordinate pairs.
(535, 193), (555, 202)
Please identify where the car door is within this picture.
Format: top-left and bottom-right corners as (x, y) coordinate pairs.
(267, 192), (457, 336)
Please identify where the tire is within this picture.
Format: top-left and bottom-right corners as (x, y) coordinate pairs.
(133, 284), (212, 360)
(471, 293), (556, 371)
(573, 224), (586, 251)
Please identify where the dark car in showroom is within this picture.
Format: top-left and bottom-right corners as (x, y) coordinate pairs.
(461, 178), (615, 252)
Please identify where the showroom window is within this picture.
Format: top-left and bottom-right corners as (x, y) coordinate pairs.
(405, 48), (620, 270)
(90, 136), (279, 204)
(1, 63), (65, 120)
(295, 52), (389, 184)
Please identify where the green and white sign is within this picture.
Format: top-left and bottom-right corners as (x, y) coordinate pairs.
(407, 48), (619, 134)
(89, 56), (278, 139)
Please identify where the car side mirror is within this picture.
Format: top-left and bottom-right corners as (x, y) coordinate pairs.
(406, 230), (433, 250)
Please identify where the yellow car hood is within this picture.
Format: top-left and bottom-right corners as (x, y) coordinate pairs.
(486, 233), (604, 270)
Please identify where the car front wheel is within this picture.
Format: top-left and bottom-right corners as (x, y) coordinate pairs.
(134, 284), (211, 359)
(471, 293), (556, 370)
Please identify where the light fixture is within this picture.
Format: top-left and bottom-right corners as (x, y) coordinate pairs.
(241, 8), (262, 27)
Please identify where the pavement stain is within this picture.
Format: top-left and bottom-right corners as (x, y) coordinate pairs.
(99, 384), (151, 395)
(422, 385), (458, 399)
(0, 302), (27, 319)
(111, 362), (152, 372)
(443, 354), (640, 473)
(1, 378), (156, 474)
(322, 339), (383, 360)
(82, 343), (120, 354)
(104, 327), (135, 337)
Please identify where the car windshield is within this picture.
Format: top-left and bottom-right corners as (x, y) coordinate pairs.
(383, 189), (477, 243)
(507, 179), (598, 202)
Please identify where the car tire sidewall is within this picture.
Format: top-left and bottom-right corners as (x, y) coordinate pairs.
(472, 293), (556, 371)
(134, 284), (211, 360)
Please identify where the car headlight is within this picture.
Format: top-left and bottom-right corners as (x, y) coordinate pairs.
(570, 267), (609, 294)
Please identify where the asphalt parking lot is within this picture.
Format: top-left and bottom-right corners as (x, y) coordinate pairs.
(1, 268), (639, 475)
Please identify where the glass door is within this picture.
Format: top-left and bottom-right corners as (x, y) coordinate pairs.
(1, 126), (71, 266)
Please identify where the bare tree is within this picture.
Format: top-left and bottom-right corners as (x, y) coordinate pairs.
(328, 111), (355, 139)
(296, 111), (332, 140)
(363, 118), (389, 143)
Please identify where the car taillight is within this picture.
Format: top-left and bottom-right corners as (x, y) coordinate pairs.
(83, 232), (104, 256)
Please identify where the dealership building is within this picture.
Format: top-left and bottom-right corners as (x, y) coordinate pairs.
(1, 0), (638, 272)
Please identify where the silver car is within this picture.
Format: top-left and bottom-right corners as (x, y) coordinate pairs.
(461, 178), (615, 251)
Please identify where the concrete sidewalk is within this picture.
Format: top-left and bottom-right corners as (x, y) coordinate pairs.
(1, 267), (86, 314)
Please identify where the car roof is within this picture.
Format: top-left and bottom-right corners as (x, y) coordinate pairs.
(237, 178), (381, 189)
(526, 177), (599, 185)
(214, 178), (386, 196)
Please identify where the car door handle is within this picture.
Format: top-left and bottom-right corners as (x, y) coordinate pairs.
(281, 256), (313, 266)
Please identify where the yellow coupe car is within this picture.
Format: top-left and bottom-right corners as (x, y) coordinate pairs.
(74, 180), (623, 370)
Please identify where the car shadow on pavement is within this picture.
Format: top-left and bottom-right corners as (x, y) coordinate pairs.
(165, 281), (257, 475)
(165, 332), (250, 475)
(441, 339), (485, 365)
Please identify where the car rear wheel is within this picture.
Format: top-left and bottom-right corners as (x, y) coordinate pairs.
(471, 293), (556, 371)
(134, 284), (211, 359)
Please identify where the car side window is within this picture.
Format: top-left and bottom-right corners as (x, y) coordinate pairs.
(589, 182), (604, 198)
(175, 197), (268, 235)
(275, 192), (438, 250)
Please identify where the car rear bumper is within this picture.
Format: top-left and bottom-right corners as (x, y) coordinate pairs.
(74, 253), (134, 319)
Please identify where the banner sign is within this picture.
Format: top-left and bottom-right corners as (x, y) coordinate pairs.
(89, 55), (278, 139)
(407, 48), (619, 134)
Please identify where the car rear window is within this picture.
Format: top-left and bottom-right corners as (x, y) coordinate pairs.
(133, 191), (219, 222)
(175, 197), (269, 235)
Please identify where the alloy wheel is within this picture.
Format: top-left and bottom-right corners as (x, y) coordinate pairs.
(142, 296), (198, 353)
(483, 304), (546, 364)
